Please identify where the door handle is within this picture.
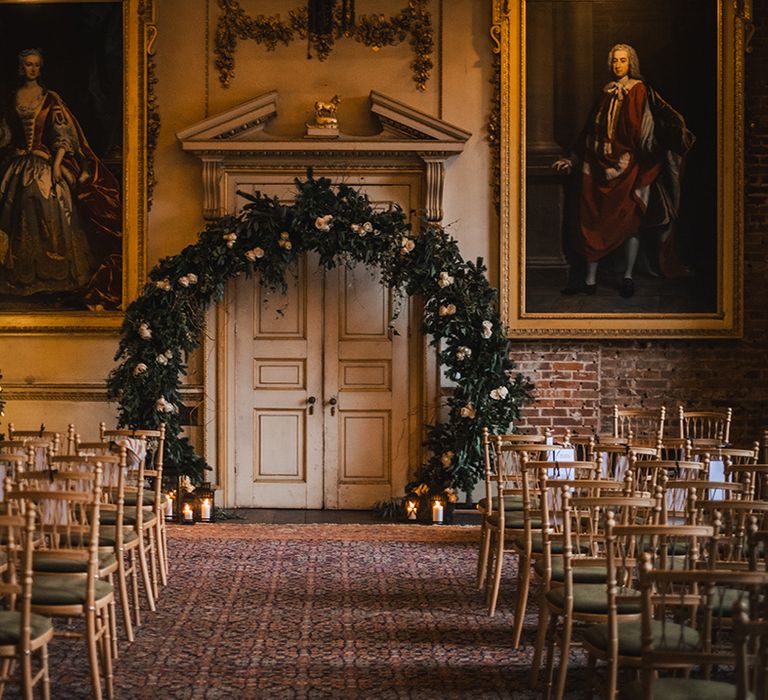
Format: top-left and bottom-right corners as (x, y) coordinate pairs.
(307, 396), (316, 415)
(328, 397), (337, 416)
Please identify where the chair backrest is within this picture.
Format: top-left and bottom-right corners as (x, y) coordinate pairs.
(554, 490), (661, 602)
(727, 462), (768, 501)
(0, 505), (38, 660)
(678, 406), (732, 445)
(99, 424), (165, 514)
(613, 405), (666, 444)
(8, 462), (103, 604)
(637, 565), (768, 697)
(692, 499), (768, 567)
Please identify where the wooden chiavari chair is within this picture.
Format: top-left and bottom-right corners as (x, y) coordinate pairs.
(476, 428), (550, 588)
(678, 406), (733, 447)
(530, 489), (661, 694)
(613, 405), (666, 448)
(7, 463), (115, 700)
(621, 567), (768, 699)
(581, 520), (716, 700)
(99, 424), (167, 596)
(482, 436), (563, 614)
(0, 503), (53, 699)
(727, 462), (768, 501)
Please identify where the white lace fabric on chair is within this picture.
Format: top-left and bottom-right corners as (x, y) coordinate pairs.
(112, 437), (146, 469)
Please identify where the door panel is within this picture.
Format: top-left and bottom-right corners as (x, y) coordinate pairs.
(233, 256), (324, 508)
(231, 176), (417, 509)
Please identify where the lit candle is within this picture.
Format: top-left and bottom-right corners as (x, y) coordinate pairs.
(406, 500), (418, 520)
(166, 492), (175, 518)
(182, 503), (193, 523)
(432, 500), (444, 524)
(200, 498), (212, 521)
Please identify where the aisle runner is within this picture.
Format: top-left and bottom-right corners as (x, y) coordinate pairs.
(15, 524), (591, 699)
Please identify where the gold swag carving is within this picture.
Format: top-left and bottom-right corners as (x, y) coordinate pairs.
(215, 0), (434, 91)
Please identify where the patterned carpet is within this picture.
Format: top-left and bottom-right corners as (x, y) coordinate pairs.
(10, 523), (589, 699)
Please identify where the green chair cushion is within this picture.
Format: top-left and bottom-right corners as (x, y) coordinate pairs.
(0, 610), (52, 645)
(101, 508), (157, 527)
(487, 514), (542, 529)
(477, 495), (524, 511)
(620, 678), (743, 700)
(33, 551), (116, 574)
(123, 491), (164, 507)
(583, 619), (700, 657)
(78, 527), (139, 548)
(514, 533), (591, 555)
(32, 577), (113, 606)
(546, 583), (640, 614)
(533, 557), (608, 583)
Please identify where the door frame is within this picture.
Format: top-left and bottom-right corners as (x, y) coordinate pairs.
(204, 171), (441, 509)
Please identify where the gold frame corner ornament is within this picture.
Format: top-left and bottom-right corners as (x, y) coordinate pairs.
(498, 1), (745, 339)
(0, 0), (148, 334)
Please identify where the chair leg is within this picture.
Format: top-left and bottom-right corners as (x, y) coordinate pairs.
(156, 518), (168, 586)
(487, 531), (505, 617)
(41, 644), (51, 700)
(0, 657), (13, 698)
(105, 573), (119, 661)
(147, 527), (160, 601)
(477, 520), (490, 590)
(21, 651), (32, 700)
(137, 534), (156, 612)
(554, 613), (573, 700)
(512, 549), (531, 648)
(86, 611), (103, 700)
(127, 548), (141, 628)
(98, 607), (114, 700)
(543, 612), (559, 700)
(116, 554), (134, 642)
(530, 593), (550, 688)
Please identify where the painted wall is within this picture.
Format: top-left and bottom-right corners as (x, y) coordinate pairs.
(2, 0), (767, 482)
(0, 0), (495, 445)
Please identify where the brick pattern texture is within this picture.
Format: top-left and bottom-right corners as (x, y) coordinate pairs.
(510, 2), (768, 447)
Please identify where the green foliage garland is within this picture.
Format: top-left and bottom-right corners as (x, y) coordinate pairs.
(107, 173), (533, 505)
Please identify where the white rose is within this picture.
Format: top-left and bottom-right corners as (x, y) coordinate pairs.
(481, 320), (493, 339)
(438, 304), (457, 317)
(315, 215), (333, 231)
(362, 222), (373, 233)
(456, 346), (472, 361)
(156, 354), (168, 365)
(441, 451), (454, 468)
(138, 323), (152, 340)
(490, 386), (509, 400)
(245, 247), (265, 261)
(459, 404), (476, 419)
(223, 232), (237, 248)
(132, 363), (148, 376)
(178, 276), (190, 287)
(155, 278), (171, 291)
(400, 237), (415, 255)
(351, 224), (364, 235)
(437, 271), (454, 288)
(164, 349), (174, 359)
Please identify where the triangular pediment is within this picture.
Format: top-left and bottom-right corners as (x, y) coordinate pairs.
(176, 92), (279, 143)
(177, 90), (470, 152)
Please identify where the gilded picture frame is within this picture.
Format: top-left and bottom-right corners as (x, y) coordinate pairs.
(496, 0), (748, 338)
(0, 0), (149, 333)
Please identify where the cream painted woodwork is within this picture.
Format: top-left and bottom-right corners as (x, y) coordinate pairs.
(230, 180), (411, 509)
(179, 91), (469, 508)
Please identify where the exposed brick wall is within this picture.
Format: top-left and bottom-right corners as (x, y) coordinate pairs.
(510, 2), (768, 446)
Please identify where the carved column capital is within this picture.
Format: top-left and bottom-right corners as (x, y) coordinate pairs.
(419, 154), (447, 225)
(201, 157), (226, 220)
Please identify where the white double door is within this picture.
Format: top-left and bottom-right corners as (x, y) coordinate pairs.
(230, 179), (416, 509)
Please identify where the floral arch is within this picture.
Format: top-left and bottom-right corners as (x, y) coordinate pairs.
(107, 173), (532, 511)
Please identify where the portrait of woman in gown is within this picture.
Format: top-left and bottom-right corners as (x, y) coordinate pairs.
(0, 47), (121, 310)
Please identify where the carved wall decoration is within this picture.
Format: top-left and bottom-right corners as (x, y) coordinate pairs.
(215, 0), (434, 91)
